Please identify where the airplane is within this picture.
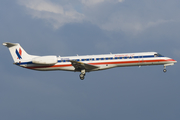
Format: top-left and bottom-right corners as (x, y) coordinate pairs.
(3, 42), (177, 80)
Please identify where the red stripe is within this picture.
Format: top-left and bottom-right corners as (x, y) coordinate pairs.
(17, 48), (22, 59)
(19, 48), (22, 56)
(89, 59), (174, 65)
(26, 59), (175, 69)
(26, 64), (72, 69)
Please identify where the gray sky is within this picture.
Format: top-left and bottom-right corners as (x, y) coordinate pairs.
(0, 0), (180, 120)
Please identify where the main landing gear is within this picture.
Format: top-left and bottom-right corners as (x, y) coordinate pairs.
(79, 69), (86, 80)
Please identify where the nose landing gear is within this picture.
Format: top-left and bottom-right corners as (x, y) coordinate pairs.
(163, 63), (175, 73)
(163, 69), (167, 73)
(163, 66), (167, 73)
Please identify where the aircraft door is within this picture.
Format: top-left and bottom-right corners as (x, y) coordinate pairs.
(89, 58), (94, 63)
(138, 56), (144, 65)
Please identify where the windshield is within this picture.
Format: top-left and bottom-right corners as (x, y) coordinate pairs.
(154, 53), (164, 57)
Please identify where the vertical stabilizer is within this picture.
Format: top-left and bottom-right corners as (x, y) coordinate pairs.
(3, 42), (32, 63)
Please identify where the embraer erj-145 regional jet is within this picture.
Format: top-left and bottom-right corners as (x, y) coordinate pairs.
(3, 42), (177, 80)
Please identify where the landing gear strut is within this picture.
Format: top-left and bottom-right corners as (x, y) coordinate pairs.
(163, 66), (167, 73)
(79, 69), (86, 80)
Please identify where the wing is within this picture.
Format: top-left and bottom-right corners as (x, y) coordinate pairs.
(70, 60), (99, 71)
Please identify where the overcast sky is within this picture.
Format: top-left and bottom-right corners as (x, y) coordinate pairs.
(1, 0), (180, 120)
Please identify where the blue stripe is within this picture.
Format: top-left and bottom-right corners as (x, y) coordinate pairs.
(143, 55), (154, 58)
(16, 55), (164, 65)
(16, 49), (22, 59)
(16, 62), (32, 65)
(134, 56), (138, 58)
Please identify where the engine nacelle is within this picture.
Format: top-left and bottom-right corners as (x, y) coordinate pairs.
(32, 56), (58, 65)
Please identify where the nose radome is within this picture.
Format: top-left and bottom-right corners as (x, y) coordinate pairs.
(171, 59), (177, 63)
(174, 60), (177, 63)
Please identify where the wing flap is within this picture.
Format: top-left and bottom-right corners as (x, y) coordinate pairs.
(70, 60), (98, 70)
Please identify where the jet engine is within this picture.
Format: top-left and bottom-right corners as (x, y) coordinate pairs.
(32, 56), (58, 65)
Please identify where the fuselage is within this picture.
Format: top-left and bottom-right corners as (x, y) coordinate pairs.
(16, 52), (176, 72)
(3, 42), (177, 80)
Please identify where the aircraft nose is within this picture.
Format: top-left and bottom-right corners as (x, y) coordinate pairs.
(171, 59), (177, 63)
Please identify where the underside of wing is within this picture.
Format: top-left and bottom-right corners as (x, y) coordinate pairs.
(70, 60), (99, 71)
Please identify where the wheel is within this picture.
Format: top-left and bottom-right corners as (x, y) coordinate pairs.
(163, 69), (167, 73)
(80, 76), (85, 80)
(79, 73), (84, 77)
(79, 73), (85, 80)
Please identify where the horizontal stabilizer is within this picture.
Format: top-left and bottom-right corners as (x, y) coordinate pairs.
(3, 42), (18, 48)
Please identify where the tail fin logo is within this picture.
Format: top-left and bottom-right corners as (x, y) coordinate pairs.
(16, 48), (22, 59)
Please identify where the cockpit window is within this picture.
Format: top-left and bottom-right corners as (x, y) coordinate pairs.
(154, 53), (164, 57)
(158, 53), (164, 57)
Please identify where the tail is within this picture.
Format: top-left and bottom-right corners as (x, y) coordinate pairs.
(3, 42), (34, 63)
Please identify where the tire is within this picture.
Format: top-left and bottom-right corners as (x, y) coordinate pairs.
(80, 77), (84, 80)
(79, 73), (85, 80)
(163, 69), (167, 73)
